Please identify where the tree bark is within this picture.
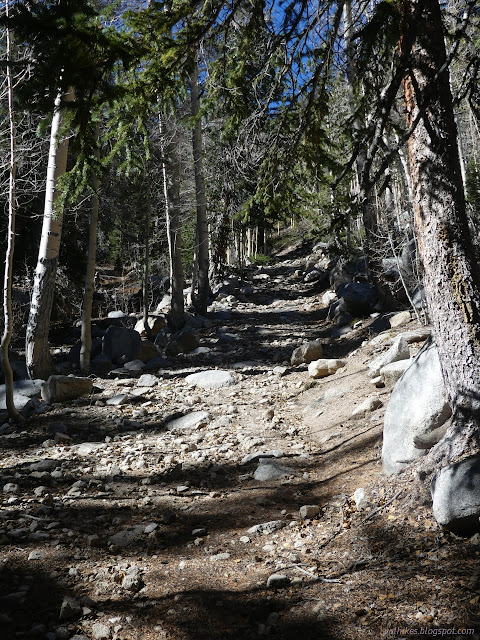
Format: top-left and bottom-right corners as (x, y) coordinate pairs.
(190, 58), (210, 316)
(1, 0), (21, 421)
(160, 115), (185, 331)
(80, 125), (100, 375)
(26, 86), (74, 380)
(402, 0), (480, 463)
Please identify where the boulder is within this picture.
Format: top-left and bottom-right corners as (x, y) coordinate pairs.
(90, 353), (113, 376)
(336, 282), (377, 317)
(41, 376), (93, 404)
(185, 370), (237, 389)
(165, 329), (200, 356)
(103, 326), (141, 364)
(382, 337), (451, 475)
(137, 340), (159, 363)
(369, 335), (410, 377)
(432, 454), (480, 535)
(134, 315), (167, 337)
(389, 311), (411, 329)
(308, 358), (345, 378)
(291, 339), (323, 366)
(352, 396), (383, 417)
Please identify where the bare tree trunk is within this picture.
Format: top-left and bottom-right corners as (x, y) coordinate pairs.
(160, 115), (185, 331)
(80, 126), (100, 375)
(403, 0), (480, 463)
(1, 0), (21, 421)
(26, 86), (75, 380)
(190, 59), (210, 316)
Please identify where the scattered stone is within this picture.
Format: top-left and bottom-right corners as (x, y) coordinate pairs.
(59, 596), (82, 621)
(41, 376), (93, 404)
(254, 460), (293, 481)
(3, 483), (19, 494)
(121, 564), (144, 592)
(28, 550), (46, 560)
(308, 358), (346, 378)
(266, 573), (291, 589)
(353, 488), (369, 510)
(106, 394), (130, 406)
(108, 526), (144, 548)
(166, 411), (210, 431)
(370, 376), (385, 388)
(241, 450), (284, 465)
(299, 505), (320, 519)
(210, 552), (231, 561)
(185, 370), (237, 389)
(123, 359), (145, 371)
(389, 311), (411, 328)
(291, 340), (323, 366)
(401, 327), (432, 344)
(352, 396), (383, 417)
(239, 536), (251, 543)
(91, 622), (111, 639)
(369, 335), (410, 377)
(272, 365), (287, 377)
(432, 454), (480, 535)
(137, 373), (158, 387)
(248, 521), (286, 535)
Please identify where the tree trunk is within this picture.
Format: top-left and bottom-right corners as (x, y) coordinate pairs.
(26, 86), (75, 380)
(160, 115), (185, 331)
(1, 0), (21, 421)
(403, 0), (480, 463)
(80, 126), (100, 375)
(190, 59), (210, 316)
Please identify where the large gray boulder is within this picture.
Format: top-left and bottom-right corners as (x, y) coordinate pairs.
(41, 376), (93, 404)
(432, 455), (480, 535)
(103, 326), (141, 364)
(382, 337), (451, 475)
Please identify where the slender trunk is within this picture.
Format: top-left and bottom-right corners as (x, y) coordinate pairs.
(80, 125), (100, 375)
(403, 0), (480, 462)
(142, 201), (153, 340)
(26, 86), (75, 380)
(160, 115), (185, 331)
(1, 1), (21, 421)
(190, 59), (209, 316)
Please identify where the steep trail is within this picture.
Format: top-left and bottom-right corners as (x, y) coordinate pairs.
(0, 255), (478, 639)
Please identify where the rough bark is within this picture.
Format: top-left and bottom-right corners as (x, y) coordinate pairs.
(26, 86), (74, 380)
(80, 127), (100, 375)
(1, 0), (21, 421)
(402, 0), (480, 464)
(190, 59), (210, 316)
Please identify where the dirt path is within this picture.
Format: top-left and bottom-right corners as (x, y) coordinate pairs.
(0, 258), (479, 640)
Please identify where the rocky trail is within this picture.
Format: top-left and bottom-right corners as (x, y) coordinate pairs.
(1, 254), (480, 640)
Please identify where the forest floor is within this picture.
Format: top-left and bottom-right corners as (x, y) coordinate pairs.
(1, 247), (480, 640)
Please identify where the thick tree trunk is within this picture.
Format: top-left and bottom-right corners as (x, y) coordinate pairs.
(1, 1), (21, 421)
(190, 60), (210, 316)
(403, 0), (480, 462)
(26, 86), (75, 380)
(80, 129), (100, 375)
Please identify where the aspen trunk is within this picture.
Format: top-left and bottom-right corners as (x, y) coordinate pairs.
(403, 0), (480, 463)
(190, 59), (210, 316)
(160, 116), (185, 331)
(80, 126), (100, 375)
(26, 86), (75, 380)
(1, 0), (21, 421)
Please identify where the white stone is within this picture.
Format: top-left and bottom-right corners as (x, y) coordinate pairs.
(308, 358), (346, 378)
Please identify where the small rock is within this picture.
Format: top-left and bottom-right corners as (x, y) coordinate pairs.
(106, 394), (130, 406)
(254, 460), (292, 481)
(210, 552), (231, 561)
(352, 397), (383, 417)
(3, 483), (19, 494)
(389, 311), (411, 328)
(299, 505), (320, 519)
(266, 573), (290, 589)
(28, 550), (46, 560)
(241, 450), (284, 465)
(166, 411), (209, 432)
(137, 374), (158, 387)
(91, 622), (111, 639)
(59, 596), (82, 621)
(185, 370), (237, 389)
(239, 536), (251, 543)
(308, 358), (346, 378)
(248, 521), (286, 535)
(380, 359), (412, 385)
(353, 488), (369, 510)
(291, 340), (323, 366)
